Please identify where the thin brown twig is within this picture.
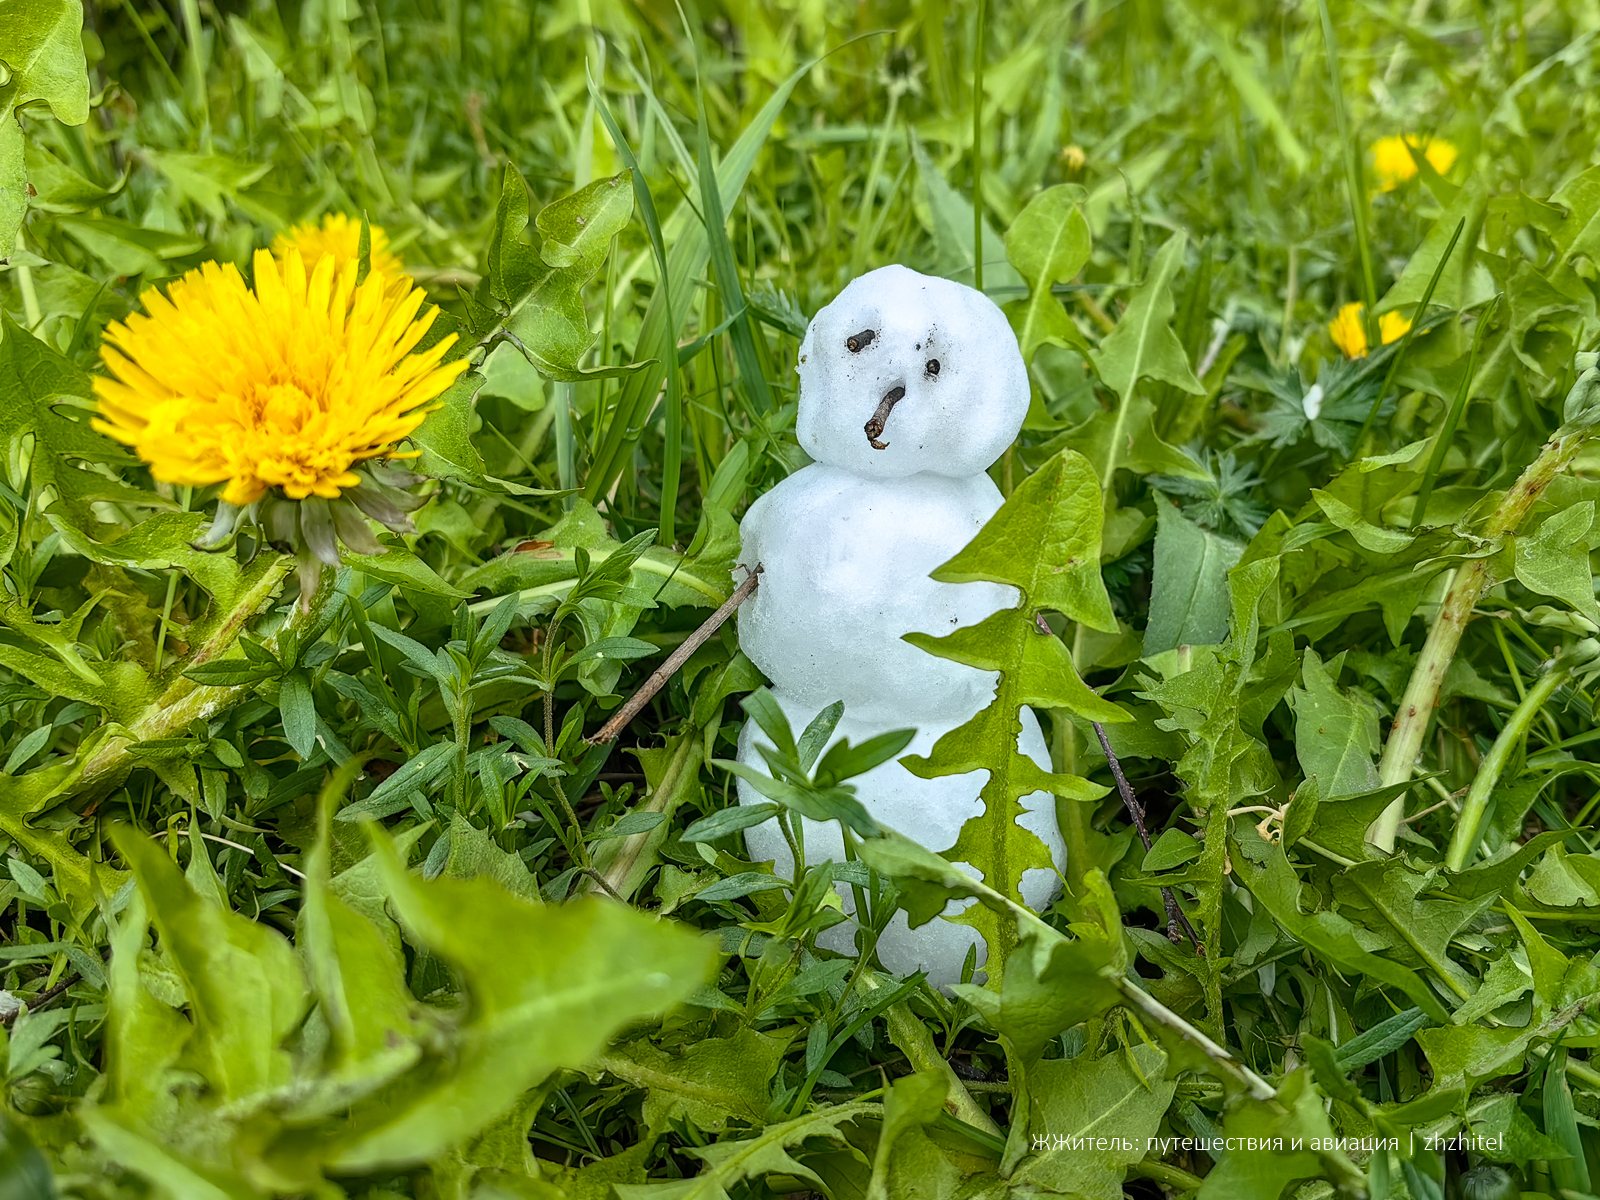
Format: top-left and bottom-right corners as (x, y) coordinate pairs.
(1092, 721), (1203, 953)
(586, 566), (762, 745)
(3, 972), (81, 1024)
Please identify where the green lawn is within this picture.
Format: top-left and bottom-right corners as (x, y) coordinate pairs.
(3, 0), (1600, 1196)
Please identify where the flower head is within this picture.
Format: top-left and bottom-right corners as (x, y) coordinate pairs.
(272, 213), (407, 282)
(93, 248), (468, 507)
(1370, 135), (1457, 192)
(1328, 302), (1412, 359)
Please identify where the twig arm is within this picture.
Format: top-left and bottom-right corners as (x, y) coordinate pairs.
(587, 566), (762, 744)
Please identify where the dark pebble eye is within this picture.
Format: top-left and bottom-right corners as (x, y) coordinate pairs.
(926, 359), (940, 377)
(846, 329), (876, 353)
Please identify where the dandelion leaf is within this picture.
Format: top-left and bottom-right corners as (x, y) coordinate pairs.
(1145, 500), (1243, 654)
(0, 312), (147, 531)
(322, 824), (715, 1171)
(0, 0), (89, 249)
(1004, 183), (1093, 364)
(1013, 1044), (1174, 1197)
(903, 449), (1124, 975)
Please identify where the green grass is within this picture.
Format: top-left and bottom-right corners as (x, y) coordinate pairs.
(5, 0), (1600, 1196)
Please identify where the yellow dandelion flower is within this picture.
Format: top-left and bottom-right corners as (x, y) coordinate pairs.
(93, 248), (468, 507)
(273, 212), (407, 282)
(1060, 144), (1087, 173)
(1328, 302), (1411, 359)
(1329, 302), (1369, 358)
(1378, 310), (1412, 343)
(1370, 135), (1458, 192)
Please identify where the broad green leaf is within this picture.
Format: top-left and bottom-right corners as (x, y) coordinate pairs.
(865, 1070), (960, 1200)
(682, 803), (780, 843)
(911, 138), (1024, 297)
(0, 0), (89, 124)
(596, 1027), (790, 1135)
(931, 448), (1118, 632)
(1003, 183), (1092, 364)
(1195, 1069), (1361, 1198)
(1090, 235), (1204, 437)
(99, 889), (189, 1128)
(0, 113), (19, 252)
(54, 215), (203, 276)
(326, 824), (714, 1170)
(904, 449), (1122, 974)
(1145, 500), (1243, 654)
(0, 311), (141, 529)
(1332, 861), (1495, 999)
(344, 544), (470, 601)
(1379, 179), (1491, 313)
(614, 1101), (878, 1200)
(80, 1107), (251, 1200)
(502, 171), (637, 381)
(23, 140), (122, 212)
(1235, 843), (1450, 1022)
(1312, 488), (1415, 554)
(1014, 1044), (1173, 1195)
(149, 152), (271, 221)
(297, 764), (423, 1094)
(278, 672), (316, 759)
(1289, 650), (1381, 798)
(443, 810), (539, 902)
(109, 826), (306, 1103)
(1514, 500), (1600, 626)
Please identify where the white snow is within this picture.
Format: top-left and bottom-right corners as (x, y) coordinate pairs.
(733, 264), (1063, 987)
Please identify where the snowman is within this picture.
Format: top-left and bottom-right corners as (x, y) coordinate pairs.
(734, 264), (1063, 986)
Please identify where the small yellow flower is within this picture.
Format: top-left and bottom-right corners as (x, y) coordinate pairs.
(1328, 302), (1412, 358)
(1370, 135), (1458, 192)
(1060, 144), (1087, 173)
(93, 249), (468, 506)
(272, 212), (407, 282)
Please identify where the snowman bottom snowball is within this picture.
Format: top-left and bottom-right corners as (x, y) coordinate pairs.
(735, 695), (1065, 988)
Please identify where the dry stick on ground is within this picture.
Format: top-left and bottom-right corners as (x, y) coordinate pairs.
(587, 566), (763, 745)
(1092, 721), (1203, 952)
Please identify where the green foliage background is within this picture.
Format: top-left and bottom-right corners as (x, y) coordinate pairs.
(5, 0), (1600, 1196)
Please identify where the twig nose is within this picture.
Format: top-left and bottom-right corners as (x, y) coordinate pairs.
(864, 385), (906, 450)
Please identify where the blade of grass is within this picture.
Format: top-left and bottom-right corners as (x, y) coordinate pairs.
(583, 51), (830, 510)
(1413, 294), (1500, 526)
(972, 0), (987, 294)
(851, 89), (901, 277)
(1317, 0), (1377, 335)
(693, 59), (775, 417)
(589, 73), (681, 545)
(1353, 218), (1464, 456)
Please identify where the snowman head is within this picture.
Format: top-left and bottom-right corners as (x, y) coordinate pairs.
(795, 265), (1028, 479)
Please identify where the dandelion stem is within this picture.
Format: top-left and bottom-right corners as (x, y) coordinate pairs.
(74, 554), (316, 797)
(1371, 426), (1596, 851)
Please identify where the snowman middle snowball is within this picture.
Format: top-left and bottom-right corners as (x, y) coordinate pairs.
(733, 264), (1065, 987)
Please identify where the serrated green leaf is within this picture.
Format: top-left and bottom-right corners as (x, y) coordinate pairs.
(326, 824), (714, 1170)
(1005, 183), (1092, 364)
(109, 826), (306, 1103)
(1290, 649), (1381, 798)
(1014, 1044), (1174, 1195)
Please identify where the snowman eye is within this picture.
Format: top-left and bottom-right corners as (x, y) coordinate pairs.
(925, 359), (940, 377)
(846, 329), (876, 353)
